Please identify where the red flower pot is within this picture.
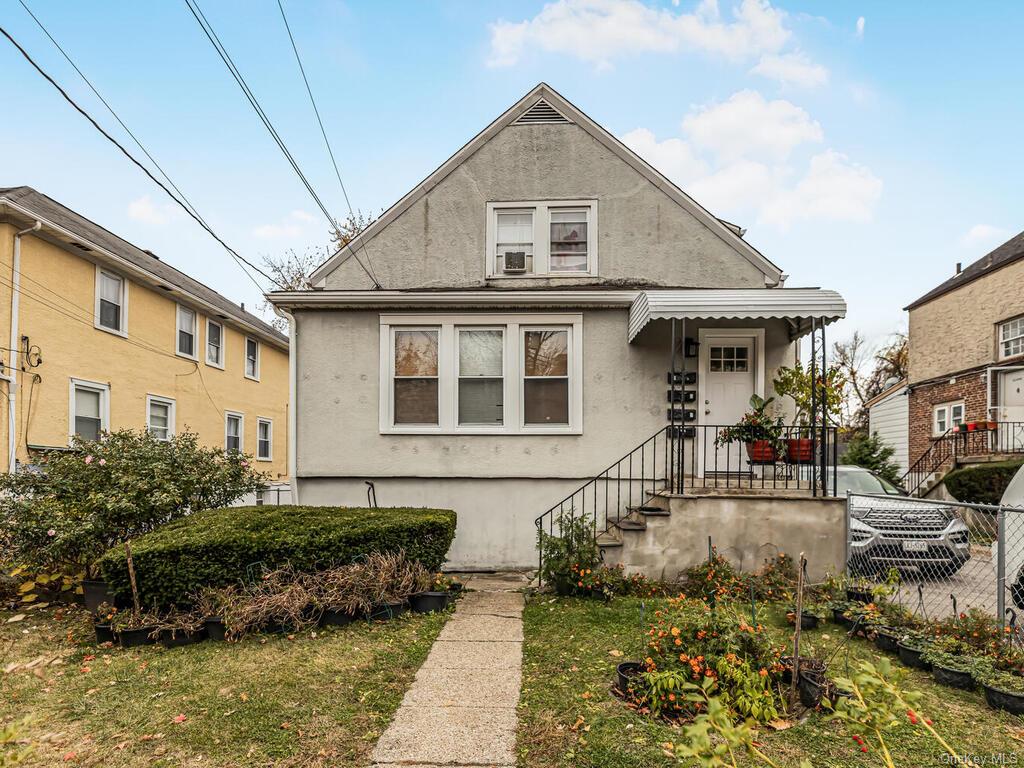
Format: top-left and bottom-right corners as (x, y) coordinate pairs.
(967, 422), (978, 432)
(745, 440), (777, 464)
(785, 438), (815, 464)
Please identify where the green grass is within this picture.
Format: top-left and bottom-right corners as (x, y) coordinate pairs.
(518, 596), (1024, 767)
(1, 603), (448, 766)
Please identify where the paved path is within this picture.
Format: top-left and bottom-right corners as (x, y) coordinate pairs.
(371, 573), (529, 768)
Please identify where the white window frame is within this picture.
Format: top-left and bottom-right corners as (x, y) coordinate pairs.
(379, 313), (583, 435)
(256, 417), (273, 461)
(933, 401), (965, 436)
(456, 326), (505, 427)
(94, 266), (128, 336)
(206, 319), (225, 369)
(485, 201), (597, 278)
(146, 394), (176, 441)
(225, 411), (244, 452)
(176, 304), (198, 360)
(68, 378), (110, 444)
(999, 317), (1024, 360)
(244, 336), (260, 381)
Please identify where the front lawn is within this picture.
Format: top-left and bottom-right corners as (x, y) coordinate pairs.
(1, 604), (447, 766)
(518, 596), (1024, 767)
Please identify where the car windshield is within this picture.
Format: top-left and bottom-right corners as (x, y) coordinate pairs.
(835, 468), (904, 496)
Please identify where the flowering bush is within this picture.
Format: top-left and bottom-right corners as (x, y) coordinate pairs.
(538, 510), (600, 595)
(679, 551), (796, 605)
(565, 563), (669, 601)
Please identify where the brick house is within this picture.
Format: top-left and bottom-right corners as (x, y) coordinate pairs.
(905, 230), (1024, 472)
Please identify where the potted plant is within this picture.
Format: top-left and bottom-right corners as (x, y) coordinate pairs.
(408, 567), (450, 614)
(154, 608), (207, 648)
(896, 630), (932, 670)
(779, 655), (825, 685)
(715, 395), (785, 464)
(93, 602), (117, 644)
(194, 586), (237, 641)
(111, 608), (160, 648)
(772, 362), (843, 464)
(979, 669), (1024, 715)
(872, 624), (901, 654)
(828, 599), (855, 627)
(616, 661), (645, 695)
(922, 650), (985, 690)
(786, 604), (825, 630)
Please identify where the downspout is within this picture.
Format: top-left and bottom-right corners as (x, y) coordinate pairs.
(272, 304), (298, 503)
(7, 221), (41, 473)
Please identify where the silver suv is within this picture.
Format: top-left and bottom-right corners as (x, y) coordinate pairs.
(839, 466), (971, 578)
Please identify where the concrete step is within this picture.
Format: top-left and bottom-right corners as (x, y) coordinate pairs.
(596, 534), (622, 548)
(629, 505), (670, 517)
(614, 519), (647, 532)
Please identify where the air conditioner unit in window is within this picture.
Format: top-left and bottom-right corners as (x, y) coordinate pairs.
(503, 251), (527, 273)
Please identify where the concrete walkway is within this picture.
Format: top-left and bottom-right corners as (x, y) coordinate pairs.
(371, 573), (529, 768)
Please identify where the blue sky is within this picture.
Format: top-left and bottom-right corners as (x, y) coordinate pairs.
(2, 0), (1022, 349)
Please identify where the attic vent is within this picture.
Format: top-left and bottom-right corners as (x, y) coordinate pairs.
(71, 242), (92, 252)
(514, 99), (571, 125)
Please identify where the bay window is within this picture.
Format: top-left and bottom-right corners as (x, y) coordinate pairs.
(486, 201), (596, 277)
(381, 314), (582, 434)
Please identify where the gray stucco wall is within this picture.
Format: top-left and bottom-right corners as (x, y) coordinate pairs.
(323, 121), (767, 291)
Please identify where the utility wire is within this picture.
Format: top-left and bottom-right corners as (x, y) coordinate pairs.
(0, 23), (281, 292)
(185, 0), (380, 288)
(274, 0), (380, 287)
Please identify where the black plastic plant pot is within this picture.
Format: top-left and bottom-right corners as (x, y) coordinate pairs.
(369, 601), (407, 621)
(409, 591), (449, 614)
(94, 622), (115, 644)
(832, 608), (852, 627)
(448, 583), (464, 594)
(780, 656), (825, 685)
(616, 661), (644, 694)
(798, 613), (820, 630)
(798, 671), (826, 709)
(897, 642), (931, 671)
(204, 617), (227, 641)
(158, 628), (207, 648)
(873, 628), (900, 654)
(983, 683), (1024, 715)
(846, 588), (873, 604)
(933, 662), (974, 691)
(82, 579), (114, 613)
(321, 608), (357, 627)
(117, 626), (158, 648)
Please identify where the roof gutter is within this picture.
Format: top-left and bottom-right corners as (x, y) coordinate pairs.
(266, 289), (641, 310)
(8, 220), (41, 472)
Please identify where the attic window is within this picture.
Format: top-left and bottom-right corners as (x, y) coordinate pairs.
(514, 99), (571, 125)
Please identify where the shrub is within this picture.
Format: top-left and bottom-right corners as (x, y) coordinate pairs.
(98, 505), (455, 608)
(841, 432), (902, 485)
(538, 510), (600, 596)
(943, 458), (1024, 505)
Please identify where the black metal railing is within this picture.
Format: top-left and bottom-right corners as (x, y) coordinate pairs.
(534, 423), (838, 582)
(901, 421), (1024, 497)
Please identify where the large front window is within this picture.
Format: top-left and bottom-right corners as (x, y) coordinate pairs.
(487, 201), (596, 277)
(382, 314), (581, 433)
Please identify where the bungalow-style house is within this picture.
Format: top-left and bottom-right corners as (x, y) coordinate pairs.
(0, 187), (290, 494)
(902, 230), (1024, 494)
(269, 84), (848, 574)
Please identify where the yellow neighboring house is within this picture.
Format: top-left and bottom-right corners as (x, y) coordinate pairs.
(0, 187), (289, 486)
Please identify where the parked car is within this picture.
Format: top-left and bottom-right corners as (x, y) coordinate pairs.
(993, 464), (1024, 608)
(838, 465), (971, 578)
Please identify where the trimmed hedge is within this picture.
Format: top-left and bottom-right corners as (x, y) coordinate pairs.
(98, 505), (456, 608)
(943, 459), (1024, 505)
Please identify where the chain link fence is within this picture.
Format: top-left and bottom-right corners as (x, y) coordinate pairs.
(846, 492), (1024, 633)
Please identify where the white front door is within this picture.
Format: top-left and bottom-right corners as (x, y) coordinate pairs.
(999, 370), (1024, 449)
(702, 336), (756, 473)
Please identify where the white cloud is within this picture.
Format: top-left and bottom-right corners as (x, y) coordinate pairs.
(856, 16), (865, 38)
(960, 224), (1009, 250)
(487, 0), (791, 69)
(620, 127), (708, 183)
(252, 210), (316, 240)
(682, 90), (822, 161)
(127, 195), (175, 225)
(750, 51), (829, 88)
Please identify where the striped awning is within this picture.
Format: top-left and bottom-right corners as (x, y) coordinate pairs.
(628, 288), (846, 342)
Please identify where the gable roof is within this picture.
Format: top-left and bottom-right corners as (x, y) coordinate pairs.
(0, 186), (287, 349)
(905, 230), (1024, 311)
(308, 82), (783, 287)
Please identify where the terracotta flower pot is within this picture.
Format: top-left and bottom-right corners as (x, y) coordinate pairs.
(785, 438), (814, 464)
(745, 440), (777, 464)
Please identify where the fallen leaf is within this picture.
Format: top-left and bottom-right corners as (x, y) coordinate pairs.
(281, 722), (291, 730)
(580, 692), (592, 699)
(173, 714), (187, 724)
(608, 649), (623, 657)
(767, 719), (794, 731)
(62, 752), (77, 762)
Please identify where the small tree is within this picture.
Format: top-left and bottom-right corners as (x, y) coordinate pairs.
(773, 361), (844, 426)
(841, 432), (902, 485)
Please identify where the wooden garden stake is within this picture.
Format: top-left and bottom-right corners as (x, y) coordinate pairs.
(124, 540), (142, 616)
(789, 551), (806, 710)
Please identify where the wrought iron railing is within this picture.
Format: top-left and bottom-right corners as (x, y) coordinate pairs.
(534, 423), (838, 582)
(901, 421), (1024, 497)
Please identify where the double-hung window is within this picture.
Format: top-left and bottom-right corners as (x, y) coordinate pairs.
(147, 395), (175, 441)
(176, 305), (197, 358)
(933, 402), (965, 436)
(1000, 318), (1024, 360)
(381, 314), (582, 434)
(225, 412), (243, 452)
(487, 201), (596, 277)
(257, 418), (272, 461)
(206, 320), (224, 367)
(95, 269), (126, 334)
(245, 337), (260, 380)
(69, 378), (109, 443)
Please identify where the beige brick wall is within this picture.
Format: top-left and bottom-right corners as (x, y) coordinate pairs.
(908, 258), (1024, 384)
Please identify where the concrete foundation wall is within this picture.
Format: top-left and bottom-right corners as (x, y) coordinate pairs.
(610, 494), (846, 582)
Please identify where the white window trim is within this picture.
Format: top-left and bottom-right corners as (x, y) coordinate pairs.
(94, 265), (128, 337)
(225, 411), (244, 452)
(256, 417), (273, 461)
(485, 200), (598, 278)
(244, 336), (261, 381)
(456, 326), (505, 428)
(176, 304), (198, 360)
(205, 318), (225, 369)
(379, 313), (583, 435)
(146, 394), (176, 441)
(933, 401), (965, 436)
(68, 377), (110, 444)
(999, 317), (1024, 360)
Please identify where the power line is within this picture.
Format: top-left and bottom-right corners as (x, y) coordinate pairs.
(184, 0), (381, 289)
(274, 0), (381, 288)
(0, 22), (281, 293)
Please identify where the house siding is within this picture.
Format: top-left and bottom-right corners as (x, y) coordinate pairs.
(907, 372), (989, 464)
(868, 386), (909, 474)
